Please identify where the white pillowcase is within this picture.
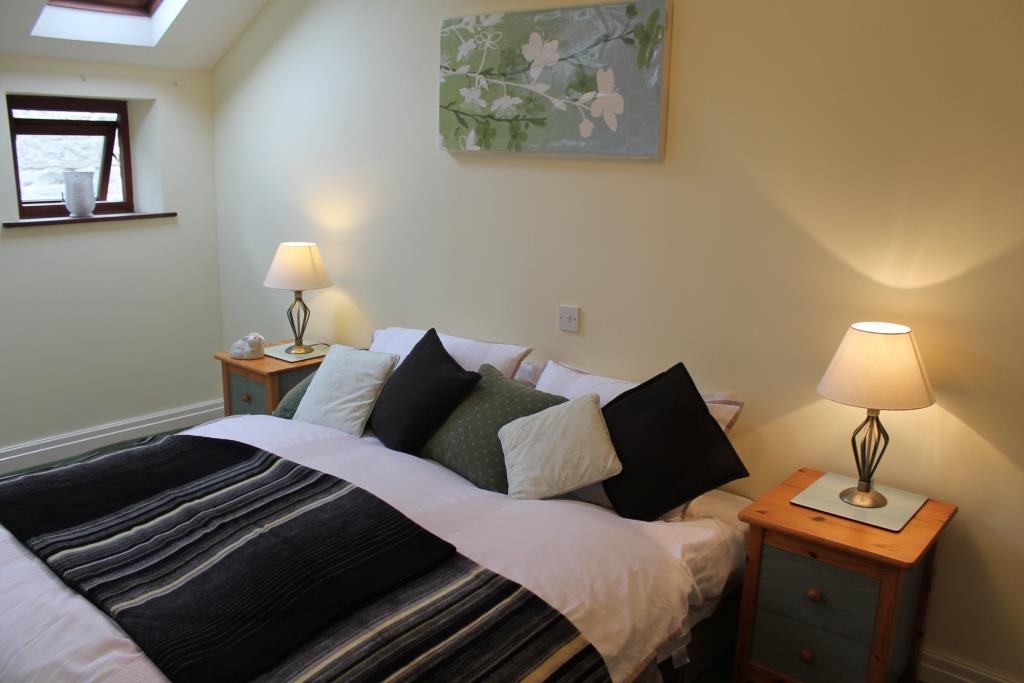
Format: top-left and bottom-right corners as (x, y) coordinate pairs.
(513, 361), (543, 386)
(292, 345), (398, 436)
(535, 360), (638, 406)
(536, 360), (743, 432)
(706, 400), (744, 433)
(370, 327), (531, 378)
(498, 394), (623, 500)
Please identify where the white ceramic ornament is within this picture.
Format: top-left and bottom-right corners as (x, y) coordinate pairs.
(229, 332), (265, 359)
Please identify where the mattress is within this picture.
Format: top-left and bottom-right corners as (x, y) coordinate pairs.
(0, 415), (749, 682)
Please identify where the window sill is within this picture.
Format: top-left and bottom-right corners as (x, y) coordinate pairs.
(2, 211), (177, 228)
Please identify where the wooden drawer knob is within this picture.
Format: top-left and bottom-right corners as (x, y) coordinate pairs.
(799, 649), (814, 663)
(240, 393), (252, 404)
(806, 588), (822, 602)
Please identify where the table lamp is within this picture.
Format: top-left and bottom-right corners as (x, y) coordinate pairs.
(817, 322), (934, 509)
(263, 242), (332, 354)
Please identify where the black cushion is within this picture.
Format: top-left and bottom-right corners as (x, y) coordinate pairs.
(369, 328), (481, 453)
(601, 363), (748, 521)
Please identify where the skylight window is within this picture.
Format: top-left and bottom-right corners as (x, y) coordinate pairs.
(31, 0), (186, 47)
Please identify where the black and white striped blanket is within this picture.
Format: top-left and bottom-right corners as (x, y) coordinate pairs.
(0, 434), (609, 682)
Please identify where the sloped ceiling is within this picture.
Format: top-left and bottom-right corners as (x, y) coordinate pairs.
(0, 0), (270, 70)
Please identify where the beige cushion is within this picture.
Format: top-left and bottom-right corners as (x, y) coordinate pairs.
(498, 394), (622, 500)
(293, 345), (398, 436)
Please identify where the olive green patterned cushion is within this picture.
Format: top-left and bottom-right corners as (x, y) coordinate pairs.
(272, 371), (316, 419)
(421, 364), (567, 493)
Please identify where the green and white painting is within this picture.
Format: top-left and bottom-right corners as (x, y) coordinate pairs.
(439, 1), (670, 157)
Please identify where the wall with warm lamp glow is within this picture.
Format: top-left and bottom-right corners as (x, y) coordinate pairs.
(0, 56), (222, 452)
(213, 1), (1024, 678)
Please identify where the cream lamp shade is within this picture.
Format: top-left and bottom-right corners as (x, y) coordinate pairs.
(817, 322), (934, 411)
(263, 242), (332, 291)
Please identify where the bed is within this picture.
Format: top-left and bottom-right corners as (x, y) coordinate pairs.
(0, 414), (748, 682)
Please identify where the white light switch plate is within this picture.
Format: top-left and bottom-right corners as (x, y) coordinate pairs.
(559, 305), (580, 332)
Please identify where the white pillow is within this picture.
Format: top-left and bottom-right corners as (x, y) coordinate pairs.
(292, 345), (398, 436)
(706, 399), (744, 433)
(535, 360), (637, 406)
(513, 361), (543, 386)
(370, 327), (531, 378)
(536, 360), (743, 432)
(498, 395), (622, 500)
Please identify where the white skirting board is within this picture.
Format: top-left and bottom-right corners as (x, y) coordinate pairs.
(0, 399), (224, 476)
(919, 649), (1019, 683)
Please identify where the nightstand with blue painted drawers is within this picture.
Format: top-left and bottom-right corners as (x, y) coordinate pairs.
(214, 342), (325, 416)
(734, 469), (956, 683)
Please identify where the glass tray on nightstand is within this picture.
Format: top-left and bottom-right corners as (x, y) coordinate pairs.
(264, 343), (329, 363)
(790, 472), (928, 532)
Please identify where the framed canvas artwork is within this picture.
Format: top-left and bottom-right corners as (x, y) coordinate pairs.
(439, 1), (672, 157)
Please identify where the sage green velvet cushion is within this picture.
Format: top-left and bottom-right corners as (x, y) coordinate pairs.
(421, 364), (567, 493)
(272, 371), (316, 419)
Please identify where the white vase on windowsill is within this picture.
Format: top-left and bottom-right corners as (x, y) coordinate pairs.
(62, 171), (96, 217)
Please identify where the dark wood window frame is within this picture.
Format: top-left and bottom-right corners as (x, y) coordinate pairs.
(7, 94), (135, 220)
(46, 0), (164, 17)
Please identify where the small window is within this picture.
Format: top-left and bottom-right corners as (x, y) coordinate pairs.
(6, 95), (134, 219)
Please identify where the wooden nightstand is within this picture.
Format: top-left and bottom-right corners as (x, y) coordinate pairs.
(214, 343), (325, 416)
(734, 468), (957, 683)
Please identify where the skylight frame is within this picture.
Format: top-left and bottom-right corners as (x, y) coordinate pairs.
(46, 0), (165, 18)
(31, 0), (186, 48)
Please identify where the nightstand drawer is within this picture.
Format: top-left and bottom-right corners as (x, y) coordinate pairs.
(228, 372), (267, 415)
(752, 608), (870, 683)
(758, 545), (880, 642)
(216, 343), (327, 417)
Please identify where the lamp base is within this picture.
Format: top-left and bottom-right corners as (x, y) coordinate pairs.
(842, 408), (891, 509)
(839, 485), (888, 509)
(284, 343), (315, 355)
(283, 291), (313, 357)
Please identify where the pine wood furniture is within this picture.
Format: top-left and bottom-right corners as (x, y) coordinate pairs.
(214, 342), (324, 416)
(734, 468), (956, 683)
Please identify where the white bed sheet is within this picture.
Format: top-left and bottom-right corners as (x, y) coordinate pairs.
(0, 415), (748, 683)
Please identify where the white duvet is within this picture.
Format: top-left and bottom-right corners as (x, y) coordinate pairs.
(0, 415), (748, 682)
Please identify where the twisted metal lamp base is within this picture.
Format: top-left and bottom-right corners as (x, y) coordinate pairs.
(284, 290), (314, 355)
(841, 409), (890, 509)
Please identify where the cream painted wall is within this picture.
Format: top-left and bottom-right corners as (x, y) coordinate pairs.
(0, 55), (222, 448)
(214, 0), (1024, 678)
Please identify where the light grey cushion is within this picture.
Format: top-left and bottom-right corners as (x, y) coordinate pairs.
(293, 346), (398, 436)
(498, 394), (622, 500)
